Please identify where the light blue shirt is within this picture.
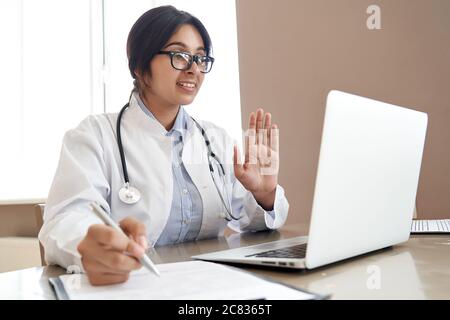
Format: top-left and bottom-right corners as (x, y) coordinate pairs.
(136, 95), (203, 246)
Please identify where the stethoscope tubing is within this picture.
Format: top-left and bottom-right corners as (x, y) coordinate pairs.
(116, 100), (241, 221)
(117, 103), (130, 184)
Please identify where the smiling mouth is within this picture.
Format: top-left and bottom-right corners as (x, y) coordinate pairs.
(176, 81), (196, 89)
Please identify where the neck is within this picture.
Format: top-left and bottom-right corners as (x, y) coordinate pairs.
(140, 92), (179, 131)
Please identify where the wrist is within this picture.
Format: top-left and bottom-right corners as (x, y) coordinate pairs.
(252, 187), (276, 211)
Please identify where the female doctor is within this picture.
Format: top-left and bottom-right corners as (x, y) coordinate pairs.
(38, 5), (289, 285)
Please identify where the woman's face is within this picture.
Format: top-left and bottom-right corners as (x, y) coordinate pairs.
(140, 24), (206, 108)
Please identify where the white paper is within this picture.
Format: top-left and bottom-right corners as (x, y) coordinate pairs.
(59, 261), (316, 300)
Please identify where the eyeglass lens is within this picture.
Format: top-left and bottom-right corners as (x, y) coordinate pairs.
(172, 52), (212, 73)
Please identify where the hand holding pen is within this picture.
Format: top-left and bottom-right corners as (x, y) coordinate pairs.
(77, 202), (160, 286)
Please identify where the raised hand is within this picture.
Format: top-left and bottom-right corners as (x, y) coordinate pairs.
(233, 108), (279, 210)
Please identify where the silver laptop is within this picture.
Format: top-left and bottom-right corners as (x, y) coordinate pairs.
(192, 90), (428, 270)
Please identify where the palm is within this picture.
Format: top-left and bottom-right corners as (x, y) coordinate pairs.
(233, 109), (279, 194)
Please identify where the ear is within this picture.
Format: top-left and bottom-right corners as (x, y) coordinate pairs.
(134, 70), (151, 89)
(134, 70), (142, 81)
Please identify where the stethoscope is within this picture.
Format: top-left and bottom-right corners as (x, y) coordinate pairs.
(116, 100), (241, 221)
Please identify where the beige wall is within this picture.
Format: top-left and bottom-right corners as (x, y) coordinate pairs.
(0, 204), (42, 272)
(236, 0), (450, 224)
(0, 204), (39, 237)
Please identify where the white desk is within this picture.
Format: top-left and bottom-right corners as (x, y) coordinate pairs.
(0, 223), (449, 299)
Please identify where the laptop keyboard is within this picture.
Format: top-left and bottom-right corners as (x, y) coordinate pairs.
(411, 219), (450, 233)
(245, 243), (307, 259)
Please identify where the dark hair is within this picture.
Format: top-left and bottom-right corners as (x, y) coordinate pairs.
(127, 5), (213, 91)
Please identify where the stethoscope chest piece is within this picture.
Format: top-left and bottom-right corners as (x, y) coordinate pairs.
(119, 183), (141, 204)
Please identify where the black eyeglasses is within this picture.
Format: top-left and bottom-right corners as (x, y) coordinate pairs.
(158, 51), (214, 73)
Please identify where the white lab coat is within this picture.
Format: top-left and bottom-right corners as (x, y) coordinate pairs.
(38, 93), (289, 270)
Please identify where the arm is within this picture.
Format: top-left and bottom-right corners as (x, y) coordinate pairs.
(227, 179), (289, 233)
(38, 116), (110, 270)
(38, 116), (147, 286)
(227, 108), (289, 232)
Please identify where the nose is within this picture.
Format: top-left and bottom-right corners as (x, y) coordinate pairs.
(186, 59), (200, 75)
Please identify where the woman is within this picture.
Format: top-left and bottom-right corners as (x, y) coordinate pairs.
(39, 5), (289, 285)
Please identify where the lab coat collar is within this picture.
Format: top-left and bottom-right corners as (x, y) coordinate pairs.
(133, 91), (193, 140)
(127, 93), (168, 136)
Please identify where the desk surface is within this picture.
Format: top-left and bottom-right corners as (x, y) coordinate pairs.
(0, 198), (46, 206)
(1, 223), (449, 300)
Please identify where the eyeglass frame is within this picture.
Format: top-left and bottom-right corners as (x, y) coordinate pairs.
(158, 50), (215, 73)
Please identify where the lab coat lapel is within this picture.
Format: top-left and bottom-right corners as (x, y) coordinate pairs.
(116, 95), (173, 246)
(182, 119), (226, 239)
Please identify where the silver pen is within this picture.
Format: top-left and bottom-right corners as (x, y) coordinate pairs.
(89, 202), (160, 277)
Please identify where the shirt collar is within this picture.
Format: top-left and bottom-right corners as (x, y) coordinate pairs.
(135, 93), (187, 138)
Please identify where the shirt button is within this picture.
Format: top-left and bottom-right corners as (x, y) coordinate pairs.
(182, 189), (188, 194)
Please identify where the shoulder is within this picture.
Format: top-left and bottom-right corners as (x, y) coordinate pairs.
(63, 112), (118, 145)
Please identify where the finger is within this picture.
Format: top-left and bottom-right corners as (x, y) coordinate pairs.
(245, 127), (257, 165)
(87, 272), (130, 286)
(257, 127), (264, 150)
(88, 224), (128, 249)
(246, 112), (256, 164)
(96, 249), (142, 272)
(120, 217), (148, 250)
(82, 255), (132, 275)
(244, 130), (258, 168)
(264, 113), (271, 148)
(233, 144), (243, 165)
(248, 112), (256, 131)
(233, 145), (244, 179)
(79, 238), (127, 274)
(79, 236), (142, 273)
(244, 130), (249, 164)
(259, 113), (270, 161)
(270, 124), (279, 153)
(255, 109), (263, 144)
(87, 224), (144, 259)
